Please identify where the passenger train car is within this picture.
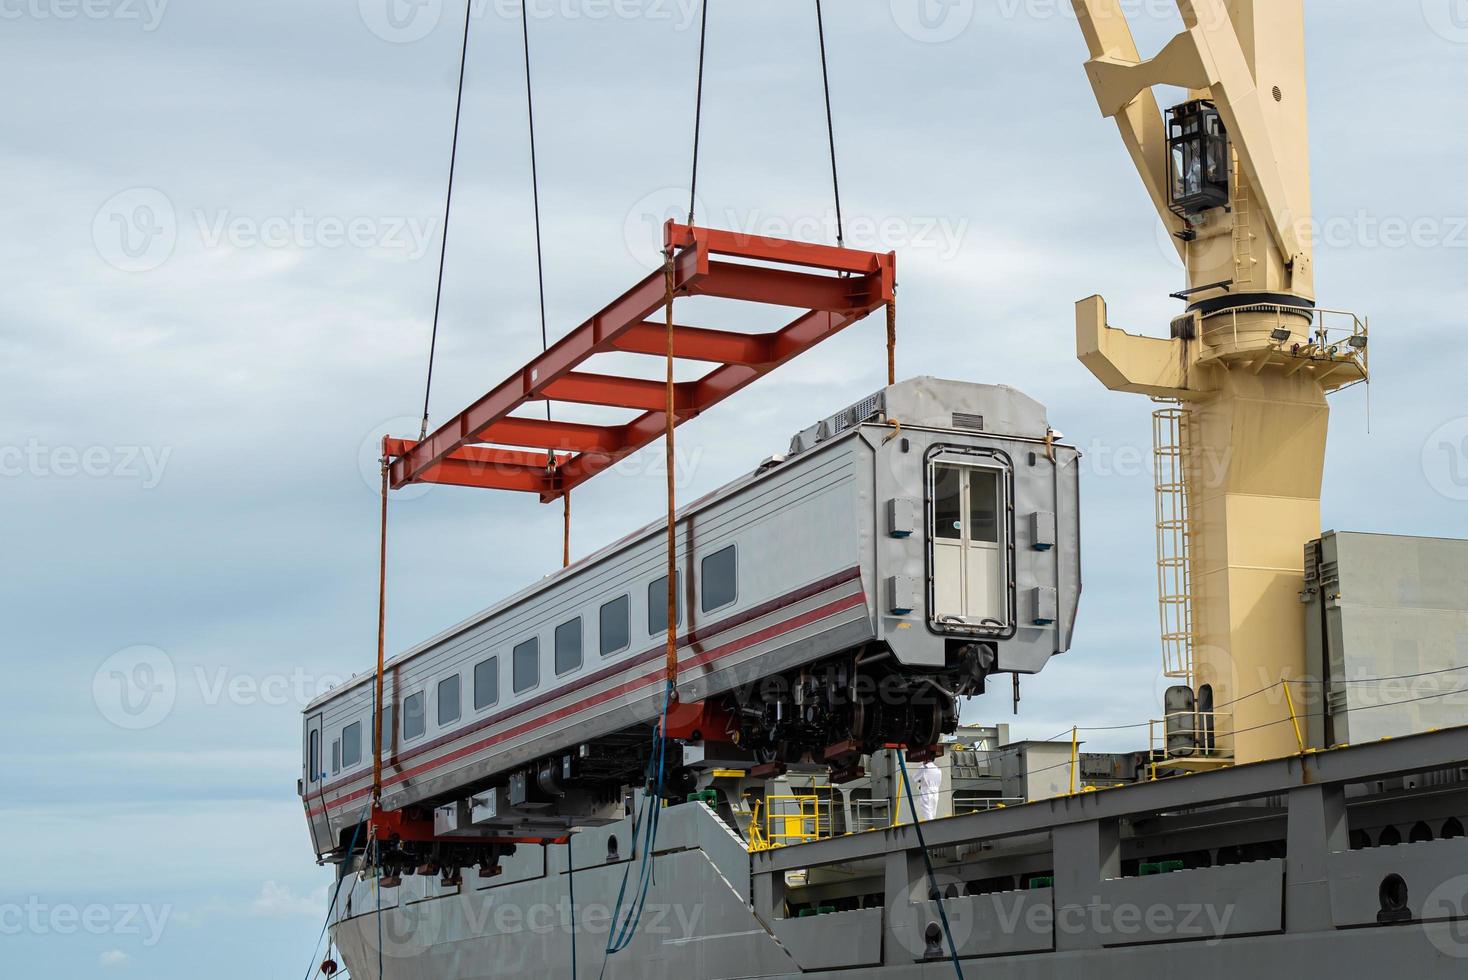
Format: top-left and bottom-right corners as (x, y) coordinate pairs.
(300, 378), (1081, 864)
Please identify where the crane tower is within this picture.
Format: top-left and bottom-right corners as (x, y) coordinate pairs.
(1071, 0), (1369, 764)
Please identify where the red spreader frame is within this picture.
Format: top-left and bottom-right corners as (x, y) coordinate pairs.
(384, 221), (897, 503)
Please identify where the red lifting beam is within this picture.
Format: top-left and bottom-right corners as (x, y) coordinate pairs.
(385, 222), (896, 503)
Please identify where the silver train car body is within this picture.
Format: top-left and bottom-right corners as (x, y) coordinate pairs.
(300, 378), (1081, 853)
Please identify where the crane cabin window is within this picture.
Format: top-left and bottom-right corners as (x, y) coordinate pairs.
(437, 674), (461, 727)
(474, 657), (499, 711)
(929, 455), (1009, 631)
(402, 691), (426, 741)
(648, 572), (683, 636)
(513, 637), (540, 694)
(555, 618), (583, 676)
(341, 722), (362, 768)
(701, 546), (737, 613)
(600, 595), (630, 657)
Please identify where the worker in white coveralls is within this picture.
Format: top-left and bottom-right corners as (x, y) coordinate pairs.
(915, 760), (942, 821)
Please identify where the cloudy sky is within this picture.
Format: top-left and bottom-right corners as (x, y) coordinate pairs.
(3, 0), (1466, 976)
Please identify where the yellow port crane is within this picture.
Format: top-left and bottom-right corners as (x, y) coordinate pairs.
(1069, 0), (1369, 765)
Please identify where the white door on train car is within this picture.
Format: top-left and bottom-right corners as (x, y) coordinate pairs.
(929, 457), (1005, 627)
(306, 712), (324, 785)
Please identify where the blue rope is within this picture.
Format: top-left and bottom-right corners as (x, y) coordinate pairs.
(897, 753), (964, 979)
(300, 808), (368, 980)
(599, 680), (674, 975)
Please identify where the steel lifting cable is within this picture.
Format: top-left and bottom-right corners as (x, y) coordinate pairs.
(565, 833), (578, 980)
(896, 753), (965, 979)
(813, 0), (895, 383)
(814, 0), (844, 247)
(685, 2), (892, 383)
(518, 0), (574, 568)
(688, 0), (710, 224)
(418, 0), (476, 442)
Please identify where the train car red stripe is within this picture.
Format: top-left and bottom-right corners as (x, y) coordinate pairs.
(308, 581), (867, 819)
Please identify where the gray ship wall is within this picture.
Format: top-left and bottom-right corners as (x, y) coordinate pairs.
(329, 727), (1468, 979)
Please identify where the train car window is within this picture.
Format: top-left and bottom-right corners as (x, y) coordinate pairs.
(437, 674), (461, 726)
(341, 721), (362, 768)
(934, 465), (963, 539)
(331, 739), (340, 775)
(474, 657), (499, 710)
(968, 470), (1000, 543)
(647, 572), (683, 636)
(600, 595), (630, 656)
(555, 618), (583, 676)
(513, 637), (540, 694)
(701, 545), (737, 612)
(402, 691), (426, 741)
(309, 729), (321, 782)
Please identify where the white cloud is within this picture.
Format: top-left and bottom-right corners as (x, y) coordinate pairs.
(176, 879), (329, 928)
(249, 880), (328, 920)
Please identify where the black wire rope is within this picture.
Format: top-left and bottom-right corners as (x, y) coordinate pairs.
(814, 0), (844, 245)
(688, 0), (710, 224)
(418, 0), (476, 441)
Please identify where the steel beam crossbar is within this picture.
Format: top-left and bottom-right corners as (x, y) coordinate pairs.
(385, 222), (896, 502)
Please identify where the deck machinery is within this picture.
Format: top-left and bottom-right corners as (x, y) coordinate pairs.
(304, 1), (1468, 977)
